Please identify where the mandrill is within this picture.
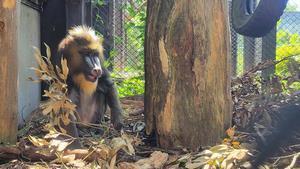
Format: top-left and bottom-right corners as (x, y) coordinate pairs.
(57, 26), (123, 142)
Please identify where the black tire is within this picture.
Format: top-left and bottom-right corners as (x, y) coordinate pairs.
(231, 0), (288, 37)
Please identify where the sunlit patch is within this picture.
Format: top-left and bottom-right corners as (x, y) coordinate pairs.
(2, 0), (15, 9)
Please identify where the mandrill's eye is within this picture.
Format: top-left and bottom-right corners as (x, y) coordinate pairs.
(83, 54), (101, 69)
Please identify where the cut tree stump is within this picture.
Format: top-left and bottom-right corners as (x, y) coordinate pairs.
(145, 0), (232, 150)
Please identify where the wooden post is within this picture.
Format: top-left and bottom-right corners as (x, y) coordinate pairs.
(262, 27), (276, 79)
(145, 0), (232, 150)
(0, 2), (18, 144)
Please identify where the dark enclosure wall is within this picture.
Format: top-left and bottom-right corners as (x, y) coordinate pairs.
(40, 0), (66, 100)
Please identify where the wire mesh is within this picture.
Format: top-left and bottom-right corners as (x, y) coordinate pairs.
(229, 0), (300, 78)
(92, 0), (300, 81)
(92, 0), (146, 79)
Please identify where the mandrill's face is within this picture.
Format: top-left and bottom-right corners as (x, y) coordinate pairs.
(78, 48), (102, 82)
(58, 26), (105, 94)
(66, 34), (104, 83)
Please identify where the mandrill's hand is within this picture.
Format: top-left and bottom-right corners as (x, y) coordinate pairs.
(106, 81), (124, 131)
(111, 114), (124, 131)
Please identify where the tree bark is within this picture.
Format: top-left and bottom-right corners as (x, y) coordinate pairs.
(0, 2), (18, 144)
(145, 0), (231, 150)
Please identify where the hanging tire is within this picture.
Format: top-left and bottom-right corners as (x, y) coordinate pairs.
(231, 0), (288, 37)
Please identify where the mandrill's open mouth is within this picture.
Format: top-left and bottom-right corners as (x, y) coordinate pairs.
(86, 74), (99, 82)
(86, 69), (102, 82)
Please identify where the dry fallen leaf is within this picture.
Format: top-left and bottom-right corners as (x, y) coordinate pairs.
(118, 162), (140, 169)
(210, 144), (230, 153)
(61, 154), (76, 163)
(61, 58), (69, 80)
(221, 149), (248, 168)
(49, 139), (70, 152)
(119, 151), (168, 169)
(27, 164), (48, 169)
(195, 150), (213, 157)
(111, 134), (135, 156)
(28, 135), (49, 147)
(178, 153), (191, 162)
(186, 156), (210, 169)
(231, 141), (241, 149)
(67, 159), (86, 168)
(110, 154), (117, 169)
(185, 162), (204, 169)
(226, 127), (236, 139)
(150, 151), (169, 168)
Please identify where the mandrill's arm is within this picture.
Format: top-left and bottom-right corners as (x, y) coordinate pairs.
(100, 68), (124, 130)
(106, 83), (124, 130)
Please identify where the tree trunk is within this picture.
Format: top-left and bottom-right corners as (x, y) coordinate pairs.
(0, 2), (18, 144)
(145, 0), (231, 150)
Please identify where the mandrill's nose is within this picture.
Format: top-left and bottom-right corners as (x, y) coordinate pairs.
(91, 68), (102, 77)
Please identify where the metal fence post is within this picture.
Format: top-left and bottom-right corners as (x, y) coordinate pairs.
(262, 27), (277, 79)
(243, 37), (256, 71)
(65, 0), (92, 28)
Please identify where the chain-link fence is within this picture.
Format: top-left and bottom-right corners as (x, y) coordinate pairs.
(229, 0), (300, 78)
(92, 0), (300, 81)
(92, 0), (146, 79)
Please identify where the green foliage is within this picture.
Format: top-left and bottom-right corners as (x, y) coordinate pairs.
(237, 50), (244, 76)
(236, 36), (245, 76)
(93, 0), (147, 97)
(275, 29), (300, 91)
(285, 2), (298, 12)
(234, 27), (300, 93)
(123, 0), (147, 68)
(98, 0), (147, 71)
(92, 0), (105, 6)
(113, 1), (146, 97)
(113, 74), (145, 98)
